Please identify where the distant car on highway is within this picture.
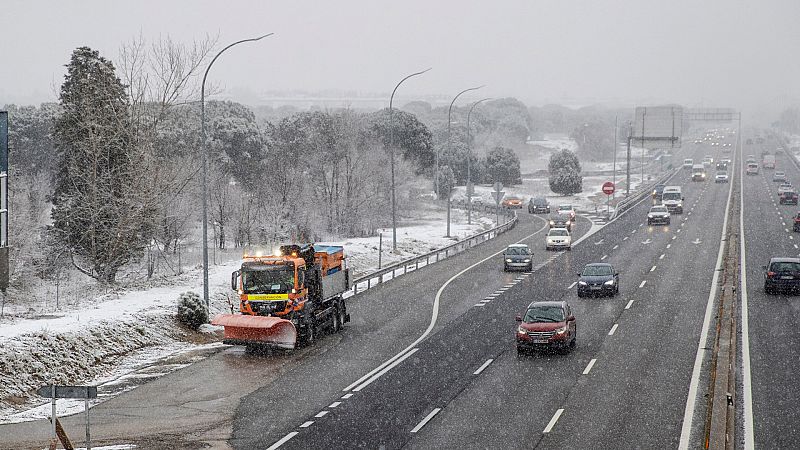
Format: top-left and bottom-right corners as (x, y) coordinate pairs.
(503, 244), (532, 272)
(557, 204), (577, 222)
(716, 161), (728, 171)
(703, 155), (714, 166)
(545, 227), (571, 251)
(715, 171), (729, 183)
(647, 205), (670, 226)
(746, 162), (759, 175)
(778, 183), (793, 196)
(577, 263), (619, 297)
(773, 171), (786, 183)
(776, 147), (785, 155)
(502, 196), (523, 209)
(780, 190), (798, 205)
(764, 257), (800, 294)
(515, 300), (576, 353)
(528, 197), (550, 214)
(746, 155), (756, 164)
(692, 164), (707, 181)
(683, 159), (694, 170)
(548, 213), (572, 231)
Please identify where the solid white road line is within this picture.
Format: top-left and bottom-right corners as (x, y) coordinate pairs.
(650, 265), (657, 272)
(410, 408), (442, 433)
(299, 421), (314, 428)
(473, 359), (494, 375)
(582, 359), (597, 375)
(315, 411), (329, 418)
(342, 219), (551, 392)
(352, 348), (419, 392)
(543, 409), (565, 433)
(678, 137), (737, 450)
(328, 401), (342, 408)
(639, 280), (647, 288)
(609, 324), (618, 335)
(266, 432), (299, 450)
(341, 393), (353, 399)
(625, 299), (634, 309)
(740, 157), (755, 450)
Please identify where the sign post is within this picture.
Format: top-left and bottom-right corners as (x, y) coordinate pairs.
(466, 182), (474, 225)
(38, 385), (98, 450)
(602, 181), (615, 217)
(491, 182), (505, 226)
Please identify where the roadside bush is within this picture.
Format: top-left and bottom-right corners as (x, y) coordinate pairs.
(177, 291), (208, 330)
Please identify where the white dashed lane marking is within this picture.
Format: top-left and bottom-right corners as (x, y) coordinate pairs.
(609, 324), (618, 335)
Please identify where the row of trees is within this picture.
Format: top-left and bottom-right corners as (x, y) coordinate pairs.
(5, 43), (526, 285)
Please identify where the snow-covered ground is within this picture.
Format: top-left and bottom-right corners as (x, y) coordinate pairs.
(0, 202), (494, 422)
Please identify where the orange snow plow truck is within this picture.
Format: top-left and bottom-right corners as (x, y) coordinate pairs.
(211, 243), (351, 350)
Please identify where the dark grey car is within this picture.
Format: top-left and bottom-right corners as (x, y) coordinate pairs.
(577, 263), (619, 297)
(548, 213), (572, 231)
(764, 257), (800, 294)
(503, 244), (533, 272)
(528, 197), (551, 214)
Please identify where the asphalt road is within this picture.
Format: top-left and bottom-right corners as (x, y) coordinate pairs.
(265, 141), (734, 449)
(740, 143), (800, 449)
(0, 206), (594, 449)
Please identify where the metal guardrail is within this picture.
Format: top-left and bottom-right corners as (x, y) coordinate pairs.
(350, 205), (517, 295)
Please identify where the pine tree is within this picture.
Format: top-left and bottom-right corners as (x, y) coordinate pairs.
(548, 149), (583, 195)
(51, 47), (152, 282)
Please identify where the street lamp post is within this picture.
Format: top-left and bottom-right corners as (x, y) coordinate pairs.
(389, 68), (431, 252)
(201, 33), (272, 308)
(466, 97), (492, 225)
(444, 85), (483, 237)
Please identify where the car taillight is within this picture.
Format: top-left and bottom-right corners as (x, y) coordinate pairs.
(767, 271), (776, 278)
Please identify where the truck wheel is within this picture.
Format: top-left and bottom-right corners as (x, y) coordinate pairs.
(337, 304), (347, 331)
(300, 317), (316, 346)
(331, 308), (342, 332)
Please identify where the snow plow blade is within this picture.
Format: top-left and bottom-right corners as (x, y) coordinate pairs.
(211, 314), (297, 349)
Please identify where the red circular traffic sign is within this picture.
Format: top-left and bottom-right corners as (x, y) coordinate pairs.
(602, 181), (615, 195)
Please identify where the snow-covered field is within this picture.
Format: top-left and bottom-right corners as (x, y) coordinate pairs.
(0, 202), (494, 422)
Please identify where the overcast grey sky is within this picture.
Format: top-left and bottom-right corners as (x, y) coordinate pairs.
(2, 0), (799, 115)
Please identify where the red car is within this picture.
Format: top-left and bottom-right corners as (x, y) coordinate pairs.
(780, 190), (798, 205)
(516, 300), (576, 353)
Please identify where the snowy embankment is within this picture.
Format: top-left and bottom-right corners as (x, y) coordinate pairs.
(0, 204), (493, 421)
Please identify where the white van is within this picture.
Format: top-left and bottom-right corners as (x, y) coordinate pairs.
(661, 186), (683, 214)
(692, 164), (707, 181)
(683, 159), (694, 169)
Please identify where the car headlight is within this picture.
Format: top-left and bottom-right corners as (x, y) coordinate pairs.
(555, 326), (568, 335)
(550, 221), (555, 226)
(604, 279), (615, 286)
(523, 259), (531, 263)
(506, 259), (512, 263)
(648, 214), (654, 218)
(578, 281), (587, 285)
(517, 326), (527, 335)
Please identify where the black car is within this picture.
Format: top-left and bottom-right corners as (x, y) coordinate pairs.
(503, 244), (533, 272)
(528, 197), (551, 214)
(577, 263), (619, 297)
(548, 214), (572, 231)
(764, 257), (800, 294)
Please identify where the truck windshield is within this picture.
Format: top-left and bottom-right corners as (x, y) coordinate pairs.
(662, 193), (680, 201)
(241, 267), (295, 294)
